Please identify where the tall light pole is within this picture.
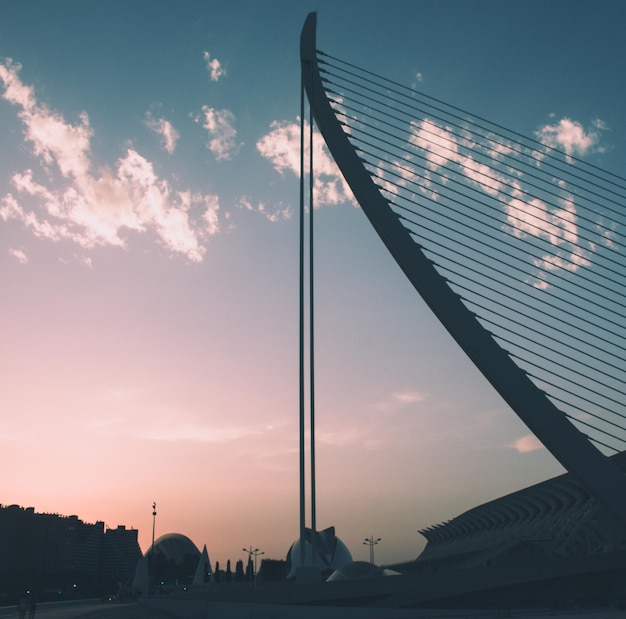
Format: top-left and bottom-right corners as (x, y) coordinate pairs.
(151, 502), (157, 552)
(150, 502), (157, 594)
(242, 546), (264, 585)
(363, 536), (381, 564)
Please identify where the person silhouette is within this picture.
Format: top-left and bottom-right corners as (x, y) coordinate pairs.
(18, 597), (27, 619)
(28, 597), (36, 619)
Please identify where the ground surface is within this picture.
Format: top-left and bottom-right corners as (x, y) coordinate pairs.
(68, 603), (174, 619)
(0, 602), (175, 619)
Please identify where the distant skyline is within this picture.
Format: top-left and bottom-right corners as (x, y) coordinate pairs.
(1, 0), (625, 568)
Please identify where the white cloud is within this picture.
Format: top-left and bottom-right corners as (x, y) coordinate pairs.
(145, 113), (180, 154)
(375, 389), (427, 412)
(535, 117), (602, 156)
(203, 51), (225, 82)
(410, 119), (458, 170)
(506, 433), (543, 454)
(146, 422), (262, 443)
(317, 426), (383, 450)
(0, 59), (220, 262)
(411, 72), (424, 89)
(197, 106), (241, 160)
(0, 58), (36, 109)
(592, 118), (609, 131)
(505, 188), (590, 285)
(8, 247), (28, 264)
(409, 119), (506, 196)
(459, 155), (503, 196)
(238, 196), (292, 222)
(393, 390), (426, 404)
(409, 117), (593, 283)
(0, 61), (92, 179)
(256, 119), (355, 207)
(371, 158), (413, 200)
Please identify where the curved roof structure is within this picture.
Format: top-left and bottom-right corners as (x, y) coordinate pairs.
(286, 526), (352, 578)
(145, 533), (200, 564)
(412, 450), (626, 570)
(326, 561), (385, 582)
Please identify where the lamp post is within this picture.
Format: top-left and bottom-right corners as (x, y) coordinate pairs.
(150, 503), (157, 594)
(242, 546), (264, 585)
(363, 536), (381, 564)
(151, 503), (157, 551)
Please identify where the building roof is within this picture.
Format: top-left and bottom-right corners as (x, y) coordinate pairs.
(145, 533), (200, 564)
(411, 451), (626, 570)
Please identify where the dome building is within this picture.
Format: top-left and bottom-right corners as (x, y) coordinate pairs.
(146, 533), (200, 566)
(137, 533), (201, 590)
(286, 526), (352, 579)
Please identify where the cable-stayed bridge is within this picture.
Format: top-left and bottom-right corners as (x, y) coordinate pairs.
(134, 14), (626, 614)
(300, 13), (626, 531)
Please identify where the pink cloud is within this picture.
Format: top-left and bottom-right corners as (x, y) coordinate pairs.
(8, 247), (28, 264)
(375, 389), (428, 412)
(507, 434), (543, 454)
(393, 390), (426, 404)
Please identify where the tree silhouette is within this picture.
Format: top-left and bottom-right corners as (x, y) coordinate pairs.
(235, 559), (244, 582)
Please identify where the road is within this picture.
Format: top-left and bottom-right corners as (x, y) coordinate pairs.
(0, 600), (171, 619)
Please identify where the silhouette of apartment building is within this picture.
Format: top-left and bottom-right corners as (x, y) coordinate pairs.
(0, 504), (141, 602)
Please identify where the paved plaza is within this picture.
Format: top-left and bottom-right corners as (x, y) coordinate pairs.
(0, 602), (171, 619)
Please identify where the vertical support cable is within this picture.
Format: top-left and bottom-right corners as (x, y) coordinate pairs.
(300, 15), (319, 575)
(309, 87), (317, 563)
(298, 73), (306, 570)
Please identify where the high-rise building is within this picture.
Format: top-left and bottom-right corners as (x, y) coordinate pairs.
(0, 504), (141, 603)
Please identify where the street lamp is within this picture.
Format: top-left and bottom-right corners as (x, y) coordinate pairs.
(363, 536), (381, 564)
(150, 503), (157, 594)
(242, 546), (264, 585)
(151, 503), (157, 551)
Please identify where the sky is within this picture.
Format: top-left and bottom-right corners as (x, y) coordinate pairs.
(1, 0), (625, 569)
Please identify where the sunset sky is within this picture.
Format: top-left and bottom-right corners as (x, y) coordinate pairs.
(1, 0), (625, 569)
